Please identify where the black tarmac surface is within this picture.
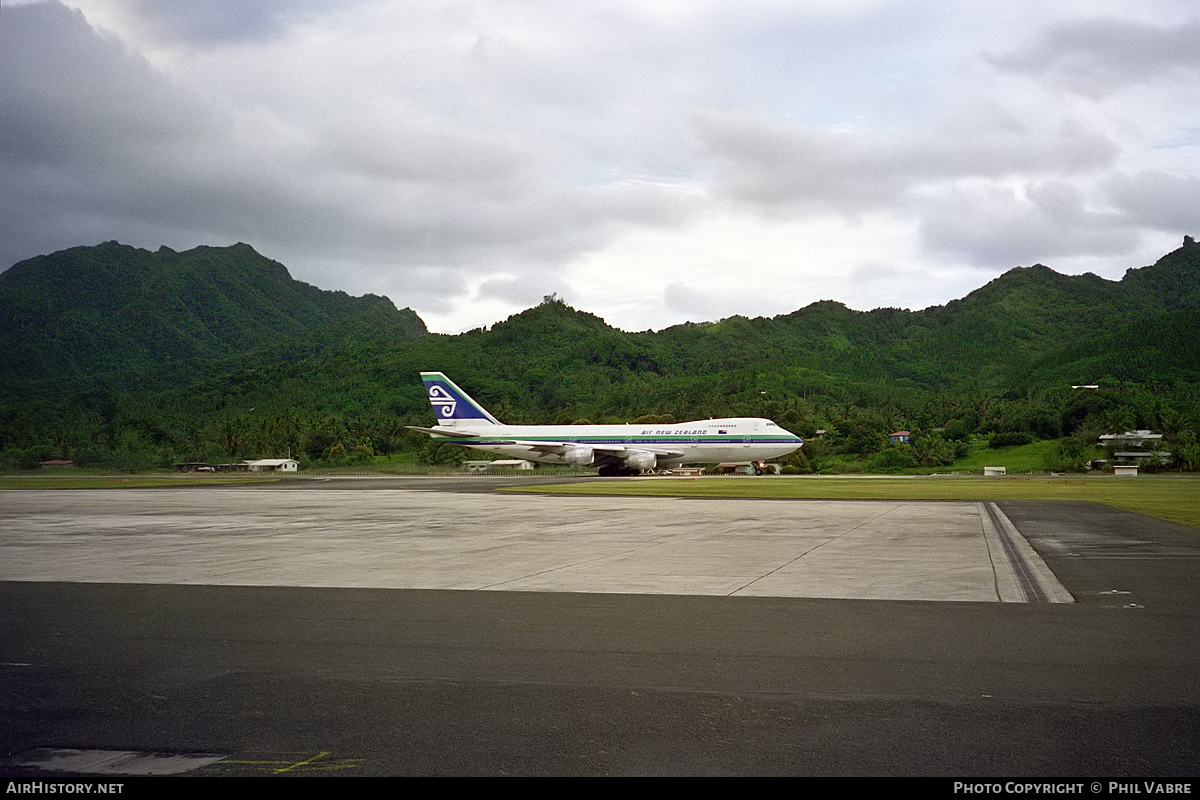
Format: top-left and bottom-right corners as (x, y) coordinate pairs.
(2, 495), (1198, 776)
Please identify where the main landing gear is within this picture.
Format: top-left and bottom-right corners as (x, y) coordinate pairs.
(597, 465), (642, 477)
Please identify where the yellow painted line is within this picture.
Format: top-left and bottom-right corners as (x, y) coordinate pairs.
(275, 750), (332, 774)
(215, 751), (361, 774)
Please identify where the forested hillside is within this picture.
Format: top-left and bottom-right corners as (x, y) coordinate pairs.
(1, 239), (1197, 472)
(0, 241), (426, 393)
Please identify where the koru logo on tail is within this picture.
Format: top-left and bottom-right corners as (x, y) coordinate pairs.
(428, 384), (457, 417)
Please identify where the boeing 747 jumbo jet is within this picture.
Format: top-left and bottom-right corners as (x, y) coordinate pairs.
(407, 372), (803, 476)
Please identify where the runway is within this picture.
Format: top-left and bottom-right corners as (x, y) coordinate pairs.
(0, 486), (1068, 602)
(2, 480), (1198, 776)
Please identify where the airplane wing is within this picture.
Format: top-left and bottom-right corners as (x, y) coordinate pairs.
(521, 441), (687, 459)
(406, 427), (685, 459)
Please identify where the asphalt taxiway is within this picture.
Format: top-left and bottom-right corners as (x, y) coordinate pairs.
(1, 477), (1198, 776)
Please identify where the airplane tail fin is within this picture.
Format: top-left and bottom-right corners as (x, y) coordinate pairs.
(420, 372), (502, 426)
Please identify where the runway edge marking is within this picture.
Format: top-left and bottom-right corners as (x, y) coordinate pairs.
(979, 502), (1075, 604)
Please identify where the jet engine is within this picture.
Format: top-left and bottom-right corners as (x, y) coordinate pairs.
(562, 445), (595, 466)
(624, 451), (657, 471)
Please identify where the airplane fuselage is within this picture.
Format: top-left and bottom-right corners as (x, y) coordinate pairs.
(428, 418), (801, 468)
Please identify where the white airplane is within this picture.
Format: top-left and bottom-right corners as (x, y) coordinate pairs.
(407, 372), (803, 476)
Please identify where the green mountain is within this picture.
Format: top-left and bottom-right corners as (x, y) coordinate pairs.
(0, 241), (427, 388)
(1, 237), (1197, 470)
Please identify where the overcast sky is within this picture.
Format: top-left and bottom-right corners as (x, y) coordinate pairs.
(3, 1), (1198, 332)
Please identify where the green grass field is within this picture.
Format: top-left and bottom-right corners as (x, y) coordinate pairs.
(950, 438), (1060, 473)
(0, 475), (280, 490)
(507, 474), (1200, 531)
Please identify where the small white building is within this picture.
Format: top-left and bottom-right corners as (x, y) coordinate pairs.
(464, 459), (535, 472)
(244, 458), (299, 472)
(488, 459), (535, 471)
(715, 461), (782, 475)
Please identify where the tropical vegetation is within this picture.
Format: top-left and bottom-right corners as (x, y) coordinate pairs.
(2, 238), (1198, 474)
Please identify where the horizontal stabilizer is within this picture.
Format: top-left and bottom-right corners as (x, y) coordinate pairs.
(404, 425), (480, 439)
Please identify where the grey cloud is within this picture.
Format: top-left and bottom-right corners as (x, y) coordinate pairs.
(320, 117), (529, 186)
(987, 18), (1200, 98)
(0, 2), (698, 296)
(663, 281), (724, 321)
(123, 0), (354, 44)
(0, 2), (229, 265)
(694, 112), (1119, 214)
(1105, 171), (1200, 233)
(693, 114), (906, 211)
(691, 102), (1128, 273)
(477, 273), (572, 306)
(5, 1), (1200, 333)
(378, 265), (469, 311)
(0, 2), (213, 166)
(918, 181), (1138, 267)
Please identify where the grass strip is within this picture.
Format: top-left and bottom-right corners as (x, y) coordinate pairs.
(504, 475), (1200, 530)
